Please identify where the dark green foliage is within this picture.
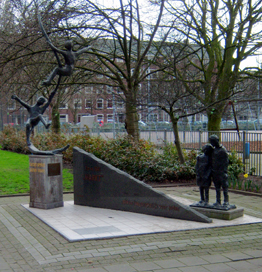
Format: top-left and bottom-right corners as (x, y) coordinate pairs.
(0, 126), (244, 184)
(0, 126), (198, 183)
(228, 150), (244, 187)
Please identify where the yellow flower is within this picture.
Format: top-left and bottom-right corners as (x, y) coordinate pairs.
(244, 173), (248, 178)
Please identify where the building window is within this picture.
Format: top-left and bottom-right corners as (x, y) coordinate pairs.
(107, 99), (113, 109)
(97, 99), (103, 109)
(97, 114), (104, 122)
(8, 101), (15, 110)
(96, 85), (103, 94)
(107, 114), (114, 123)
(60, 114), (68, 123)
(59, 102), (68, 109)
(149, 113), (158, 122)
(85, 86), (93, 94)
(117, 113), (124, 123)
(85, 99), (92, 109)
(74, 99), (82, 109)
(116, 99), (124, 109)
(106, 86), (113, 93)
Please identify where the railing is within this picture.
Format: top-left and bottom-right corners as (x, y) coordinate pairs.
(87, 129), (261, 176)
(1, 124), (261, 176)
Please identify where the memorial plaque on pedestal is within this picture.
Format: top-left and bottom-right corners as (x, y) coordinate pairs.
(29, 155), (64, 209)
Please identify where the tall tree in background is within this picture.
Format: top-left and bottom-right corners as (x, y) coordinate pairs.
(0, 0), (92, 133)
(68, 0), (166, 141)
(165, 0), (262, 133)
(0, 0), (165, 139)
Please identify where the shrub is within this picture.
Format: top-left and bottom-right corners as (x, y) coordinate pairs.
(228, 150), (244, 187)
(0, 127), (196, 183)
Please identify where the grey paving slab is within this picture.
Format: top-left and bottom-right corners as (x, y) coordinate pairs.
(179, 266), (210, 272)
(176, 256), (209, 266)
(103, 263), (137, 272)
(202, 263), (238, 272)
(0, 256), (12, 271)
(154, 259), (186, 268)
(152, 269), (181, 272)
(247, 257), (262, 267)
(222, 251), (253, 261)
(1, 188), (262, 272)
(131, 261), (162, 271)
(226, 260), (259, 270)
(77, 268), (107, 272)
(22, 199), (262, 242)
(200, 254), (231, 263)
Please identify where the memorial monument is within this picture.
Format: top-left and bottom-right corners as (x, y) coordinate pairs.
(195, 144), (213, 206)
(190, 135), (243, 220)
(73, 147), (212, 223)
(11, 11), (89, 209)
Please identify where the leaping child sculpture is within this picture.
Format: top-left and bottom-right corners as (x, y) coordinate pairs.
(11, 11), (89, 155)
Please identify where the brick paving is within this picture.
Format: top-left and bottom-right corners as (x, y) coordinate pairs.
(1, 187), (262, 271)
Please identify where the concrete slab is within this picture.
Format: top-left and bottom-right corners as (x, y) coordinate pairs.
(22, 195), (262, 242)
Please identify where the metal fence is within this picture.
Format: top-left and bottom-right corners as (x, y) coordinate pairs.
(1, 125), (261, 176)
(86, 129), (262, 176)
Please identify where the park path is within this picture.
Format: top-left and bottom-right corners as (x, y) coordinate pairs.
(1, 187), (262, 272)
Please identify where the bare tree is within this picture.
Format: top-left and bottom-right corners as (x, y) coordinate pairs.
(0, 0), (92, 133)
(164, 0), (262, 133)
(66, 0), (166, 141)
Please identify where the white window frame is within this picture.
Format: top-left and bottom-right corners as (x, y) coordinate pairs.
(97, 114), (104, 122)
(97, 98), (104, 109)
(85, 99), (92, 109)
(107, 99), (113, 109)
(107, 114), (114, 123)
(73, 99), (82, 109)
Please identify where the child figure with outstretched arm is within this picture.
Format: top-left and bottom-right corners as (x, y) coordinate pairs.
(42, 40), (89, 86)
(11, 89), (56, 145)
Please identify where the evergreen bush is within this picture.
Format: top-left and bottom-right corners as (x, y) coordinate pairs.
(0, 126), (243, 184)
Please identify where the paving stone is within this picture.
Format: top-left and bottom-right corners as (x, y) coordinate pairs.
(200, 254), (231, 263)
(76, 268), (107, 272)
(227, 260), (258, 270)
(152, 269), (181, 272)
(154, 259), (185, 268)
(2, 189), (262, 272)
(222, 252), (252, 261)
(177, 256), (208, 266)
(178, 265), (210, 272)
(202, 263), (237, 272)
(131, 261), (162, 271)
(104, 263), (136, 272)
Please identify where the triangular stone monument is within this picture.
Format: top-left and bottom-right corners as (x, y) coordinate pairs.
(73, 147), (212, 223)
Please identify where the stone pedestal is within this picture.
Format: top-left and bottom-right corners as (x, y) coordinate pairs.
(29, 155), (64, 209)
(191, 206), (244, 220)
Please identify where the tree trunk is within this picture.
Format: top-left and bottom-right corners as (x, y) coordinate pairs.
(51, 104), (61, 134)
(125, 100), (139, 142)
(207, 110), (222, 137)
(170, 116), (185, 164)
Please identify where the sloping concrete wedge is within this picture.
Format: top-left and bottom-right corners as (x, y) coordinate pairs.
(73, 147), (212, 223)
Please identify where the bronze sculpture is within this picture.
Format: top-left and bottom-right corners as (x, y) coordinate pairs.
(42, 40), (89, 86)
(209, 135), (230, 207)
(11, 92), (56, 146)
(195, 144), (213, 206)
(191, 135), (236, 211)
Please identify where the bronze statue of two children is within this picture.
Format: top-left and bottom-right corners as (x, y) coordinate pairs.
(195, 135), (235, 210)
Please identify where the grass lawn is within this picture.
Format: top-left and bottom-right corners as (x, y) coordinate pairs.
(0, 150), (73, 195)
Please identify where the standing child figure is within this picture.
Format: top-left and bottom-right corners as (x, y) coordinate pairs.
(195, 144), (213, 205)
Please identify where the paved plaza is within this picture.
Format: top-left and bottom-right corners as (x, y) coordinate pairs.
(1, 186), (262, 271)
